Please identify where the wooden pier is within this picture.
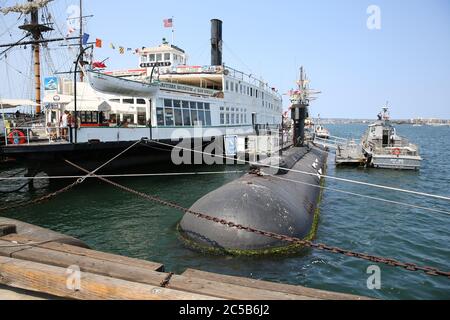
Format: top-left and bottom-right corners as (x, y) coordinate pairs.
(0, 222), (370, 300)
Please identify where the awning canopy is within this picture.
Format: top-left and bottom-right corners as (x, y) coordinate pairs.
(64, 100), (112, 112)
(0, 99), (38, 109)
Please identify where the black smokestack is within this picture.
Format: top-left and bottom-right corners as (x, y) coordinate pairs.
(211, 19), (223, 66)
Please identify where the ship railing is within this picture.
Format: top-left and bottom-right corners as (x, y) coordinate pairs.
(313, 136), (349, 150)
(3, 126), (68, 146)
(329, 135), (354, 143)
(223, 65), (283, 100)
(372, 145), (419, 157)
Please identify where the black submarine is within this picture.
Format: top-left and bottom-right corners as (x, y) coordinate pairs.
(179, 63), (327, 255)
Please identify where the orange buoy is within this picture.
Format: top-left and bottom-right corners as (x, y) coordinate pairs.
(7, 129), (26, 145)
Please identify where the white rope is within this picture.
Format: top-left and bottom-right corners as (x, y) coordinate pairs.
(89, 140), (143, 176)
(0, 171), (245, 181)
(150, 140), (450, 202)
(272, 175), (450, 217)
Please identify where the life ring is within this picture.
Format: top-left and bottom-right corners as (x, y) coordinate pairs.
(392, 148), (401, 156)
(7, 129), (26, 145)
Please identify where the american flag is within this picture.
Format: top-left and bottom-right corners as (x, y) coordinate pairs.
(163, 18), (173, 28)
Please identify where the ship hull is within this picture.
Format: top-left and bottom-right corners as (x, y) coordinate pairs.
(371, 155), (421, 170)
(0, 138), (217, 175)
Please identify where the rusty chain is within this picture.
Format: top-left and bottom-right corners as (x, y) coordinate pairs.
(160, 272), (175, 288)
(0, 140), (144, 213)
(65, 159), (450, 280)
(0, 179), (81, 212)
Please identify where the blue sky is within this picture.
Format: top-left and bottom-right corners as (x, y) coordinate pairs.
(1, 0), (449, 119)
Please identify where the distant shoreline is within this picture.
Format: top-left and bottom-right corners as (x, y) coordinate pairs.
(317, 119), (450, 125)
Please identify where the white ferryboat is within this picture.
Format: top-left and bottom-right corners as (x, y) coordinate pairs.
(1, 17), (283, 172)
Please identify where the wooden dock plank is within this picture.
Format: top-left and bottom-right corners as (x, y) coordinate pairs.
(182, 269), (370, 300)
(167, 274), (314, 300)
(0, 235), (371, 300)
(0, 234), (164, 272)
(0, 256), (218, 300)
(0, 239), (169, 287)
(0, 284), (53, 300)
(0, 239), (312, 300)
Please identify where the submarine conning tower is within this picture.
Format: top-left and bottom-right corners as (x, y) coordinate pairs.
(291, 66), (309, 147)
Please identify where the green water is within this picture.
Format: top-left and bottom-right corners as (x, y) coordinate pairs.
(1, 124), (449, 300)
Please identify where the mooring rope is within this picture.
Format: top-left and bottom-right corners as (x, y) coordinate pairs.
(0, 171), (245, 181)
(64, 159), (450, 279)
(0, 140), (145, 212)
(149, 140), (450, 202)
(270, 175), (450, 216)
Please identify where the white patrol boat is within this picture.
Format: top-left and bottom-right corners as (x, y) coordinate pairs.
(361, 106), (422, 170)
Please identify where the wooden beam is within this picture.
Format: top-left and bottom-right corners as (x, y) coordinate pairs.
(167, 274), (314, 300)
(182, 269), (371, 300)
(0, 239), (309, 300)
(1, 234), (164, 272)
(0, 256), (217, 300)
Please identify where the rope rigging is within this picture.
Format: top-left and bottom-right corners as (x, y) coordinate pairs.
(150, 140), (450, 202)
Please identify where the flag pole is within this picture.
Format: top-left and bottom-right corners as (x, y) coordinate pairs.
(171, 16), (175, 45)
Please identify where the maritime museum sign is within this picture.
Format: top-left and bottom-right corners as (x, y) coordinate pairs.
(140, 62), (172, 68)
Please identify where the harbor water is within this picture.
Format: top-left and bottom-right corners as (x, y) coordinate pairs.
(1, 124), (449, 300)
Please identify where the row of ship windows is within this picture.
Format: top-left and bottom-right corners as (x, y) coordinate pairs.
(225, 80), (281, 112)
(220, 113), (247, 125)
(109, 98), (147, 105)
(219, 106), (248, 125)
(225, 80), (263, 98)
(156, 99), (212, 127)
(141, 53), (185, 64)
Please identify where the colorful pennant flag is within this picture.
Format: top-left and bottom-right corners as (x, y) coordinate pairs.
(119, 46), (125, 54)
(66, 26), (75, 37)
(82, 33), (90, 45)
(163, 18), (173, 28)
(95, 38), (103, 48)
(110, 43), (115, 49)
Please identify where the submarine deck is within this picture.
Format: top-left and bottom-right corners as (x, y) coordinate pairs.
(0, 224), (370, 300)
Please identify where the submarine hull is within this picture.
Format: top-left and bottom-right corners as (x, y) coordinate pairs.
(179, 146), (327, 254)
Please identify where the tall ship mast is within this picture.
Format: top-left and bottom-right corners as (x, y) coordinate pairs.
(0, 0), (81, 113)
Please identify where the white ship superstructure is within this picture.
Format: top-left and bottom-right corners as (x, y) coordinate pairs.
(1, 17), (284, 171)
(82, 33), (283, 143)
